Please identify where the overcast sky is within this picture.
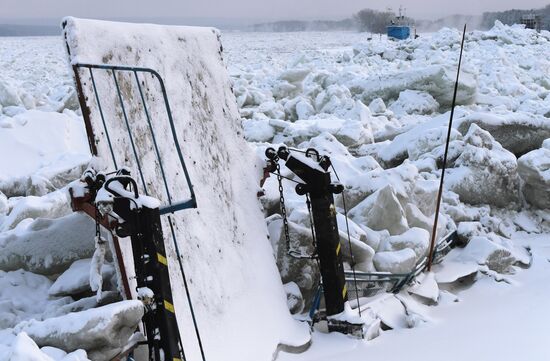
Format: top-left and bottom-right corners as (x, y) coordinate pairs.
(1, 0), (548, 24)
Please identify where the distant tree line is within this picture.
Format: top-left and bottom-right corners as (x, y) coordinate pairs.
(251, 19), (356, 32)
(251, 9), (402, 33)
(481, 5), (550, 30)
(250, 4), (550, 33)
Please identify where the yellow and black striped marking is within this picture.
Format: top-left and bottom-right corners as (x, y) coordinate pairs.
(157, 253), (168, 266)
(164, 299), (175, 314)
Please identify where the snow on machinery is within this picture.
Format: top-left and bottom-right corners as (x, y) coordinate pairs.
(262, 145), (460, 337)
(261, 25), (468, 337)
(66, 61), (204, 360)
(63, 17), (309, 361)
(70, 168), (189, 360)
(264, 146), (363, 335)
(61, 14), (468, 360)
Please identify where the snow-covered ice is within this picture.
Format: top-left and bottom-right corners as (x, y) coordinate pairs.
(0, 20), (549, 360)
(278, 234), (550, 361)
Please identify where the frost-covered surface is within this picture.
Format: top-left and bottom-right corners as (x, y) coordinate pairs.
(228, 22), (550, 361)
(0, 36), (89, 199)
(0, 21), (549, 360)
(0, 110), (90, 197)
(518, 145), (550, 209)
(14, 300), (144, 360)
(49, 258), (115, 297)
(63, 17), (308, 361)
(278, 234), (550, 361)
(0, 212), (96, 275)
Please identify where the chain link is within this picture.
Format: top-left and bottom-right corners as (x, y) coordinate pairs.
(276, 163), (292, 253)
(95, 204), (101, 239)
(273, 148), (363, 332)
(93, 182), (106, 245)
(305, 194), (317, 249)
(276, 163), (317, 259)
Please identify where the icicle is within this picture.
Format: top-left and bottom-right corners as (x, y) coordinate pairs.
(90, 234), (107, 301)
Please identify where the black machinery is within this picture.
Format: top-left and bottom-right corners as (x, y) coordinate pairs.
(65, 60), (206, 361)
(265, 146), (364, 335)
(264, 146), (461, 336)
(70, 168), (185, 361)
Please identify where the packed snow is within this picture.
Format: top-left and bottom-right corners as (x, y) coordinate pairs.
(0, 21), (549, 360)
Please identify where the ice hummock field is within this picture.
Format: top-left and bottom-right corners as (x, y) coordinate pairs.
(0, 21), (549, 360)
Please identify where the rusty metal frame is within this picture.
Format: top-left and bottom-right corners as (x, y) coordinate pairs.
(69, 188), (133, 300)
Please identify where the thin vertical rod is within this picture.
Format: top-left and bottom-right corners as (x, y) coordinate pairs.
(112, 70), (148, 195)
(133, 70), (173, 204)
(341, 192), (362, 318)
(427, 24), (467, 271)
(168, 216), (207, 361)
(89, 68), (118, 169)
(155, 74), (197, 203)
(74, 63), (196, 206)
(331, 165), (362, 322)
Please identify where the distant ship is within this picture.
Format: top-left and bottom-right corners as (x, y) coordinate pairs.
(387, 6), (411, 40)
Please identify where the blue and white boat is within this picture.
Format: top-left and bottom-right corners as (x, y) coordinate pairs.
(387, 6), (411, 40)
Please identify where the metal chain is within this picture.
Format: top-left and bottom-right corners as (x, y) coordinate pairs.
(305, 194), (317, 249)
(273, 148), (364, 333)
(276, 163), (317, 260)
(95, 205), (101, 239)
(274, 156), (322, 324)
(276, 163), (292, 253)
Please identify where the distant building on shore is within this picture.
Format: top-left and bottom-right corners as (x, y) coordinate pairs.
(520, 12), (543, 32)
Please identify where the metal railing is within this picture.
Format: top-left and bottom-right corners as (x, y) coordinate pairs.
(344, 230), (458, 298)
(73, 63), (206, 361)
(74, 63), (196, 215)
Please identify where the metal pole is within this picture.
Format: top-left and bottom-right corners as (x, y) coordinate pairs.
(427, 24), (467, 271)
